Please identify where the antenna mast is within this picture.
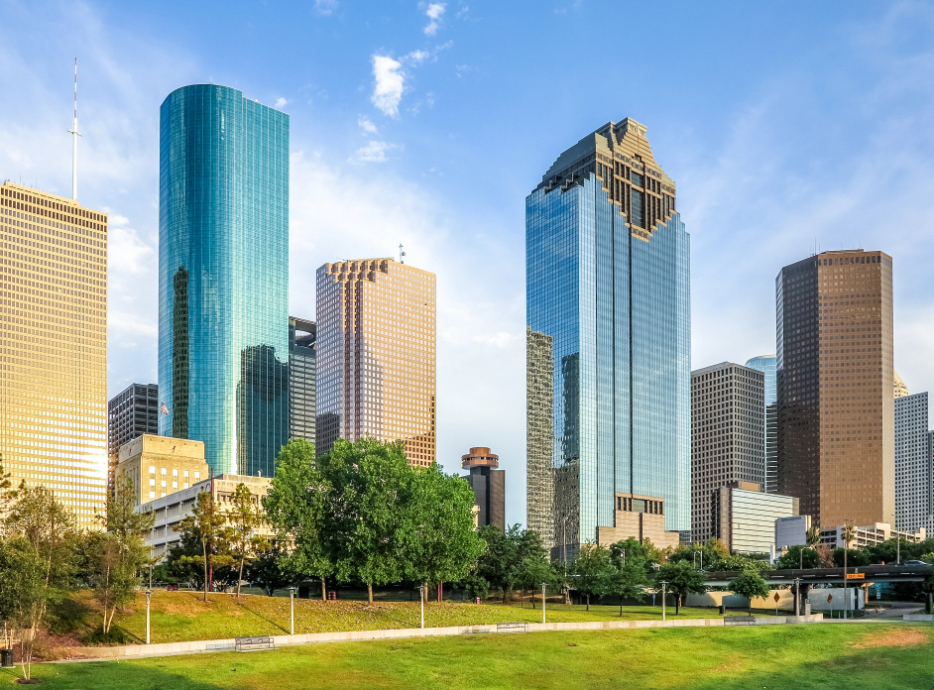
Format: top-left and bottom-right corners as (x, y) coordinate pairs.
(399, 243), (406, 264)
(68, 58), (81, 200)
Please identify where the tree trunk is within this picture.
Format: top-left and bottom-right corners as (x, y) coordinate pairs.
(675, 593), (681, 615)
(619, 595), (623, 617)
(237, 555), (245, 597)
(368, 583), (374, 604)
(586, 594), (590, 611)
(321, 577), (327, 602)
(202, 541), (209, 602)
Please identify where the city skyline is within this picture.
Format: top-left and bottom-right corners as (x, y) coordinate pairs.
(3, 1), (934, 526)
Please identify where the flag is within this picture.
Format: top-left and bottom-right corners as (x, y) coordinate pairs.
(160, 403), (170, 415)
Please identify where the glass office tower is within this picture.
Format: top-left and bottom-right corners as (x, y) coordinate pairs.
(526, 119), (690, 558)
(745, 355), (777, 493)
(158, 84), (289, 478)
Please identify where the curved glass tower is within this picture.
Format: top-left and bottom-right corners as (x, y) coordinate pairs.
(158, 84), (289, 478)
(526, 119), (691, 558)
(745, 355), (777, 493)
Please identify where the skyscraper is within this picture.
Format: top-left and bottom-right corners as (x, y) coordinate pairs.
(745, 355), (778, 493)
(895, 391), (932, 534)
(461, 447), (505, 530)
(0, 182), (108, 530)
(526, 118), (691, 558)
(691, 362), (766, 544)
(108, 383), (159, 493)
(316, 258), (436, 466)
(288, 317), (316, 443)
(776, 249), (894, 528)
(158, 85), (289, 479)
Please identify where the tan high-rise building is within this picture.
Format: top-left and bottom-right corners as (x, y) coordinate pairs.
(0, 182), (108, 529)
(316, 258), (436, 466)
(777, 249), (894, 528)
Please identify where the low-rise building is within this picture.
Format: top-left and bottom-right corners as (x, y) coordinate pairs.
(597, 494), (680, 551)
(116, 434), (208, 505)
(775, 514), (812, 550)
(819, 522), (926, 549)
(715, 481), (798, 554)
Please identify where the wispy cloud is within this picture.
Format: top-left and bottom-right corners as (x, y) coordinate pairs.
(274, 97), (289, 108)
(357, 116), (378, 135)
(353, 140), (396, 163)
(423, 3), (446, 35)
(371, 55), (405, 117)
(314, 0), (338, 16)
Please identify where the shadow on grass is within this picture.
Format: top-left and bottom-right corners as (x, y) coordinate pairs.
(233, 600), (289, 635)
(30, 661), (230, 690)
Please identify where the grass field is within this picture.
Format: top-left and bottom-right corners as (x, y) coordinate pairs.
(54, 590), (740, 645)
(17, 623), (934, 689)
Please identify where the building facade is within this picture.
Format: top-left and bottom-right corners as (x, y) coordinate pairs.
(316, 258), (436, 466)
(745, 355), (778, 494)
(115, 434), (207, 506)
(461, 447), (505, 530)
(526, 118), (690, 559)
(691, 362), (766, 544)
(775, 514), (811, 552)
(895, 392), (933, 534)
(526, 327), (556, 551)
(819, 522), (925, 549)
(158, 84), (290, 479)
(776, 250), (895, 528)
(596, 494), (681, 551)
(0, 182), (108, 530)
(108, 383), (159, 495)
(289, 317), (316, 443)
(714, 481), (798, 554)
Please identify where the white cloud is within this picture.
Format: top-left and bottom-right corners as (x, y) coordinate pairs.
(472, 331), (518, 349)
(357, 116), (378, 135)
(353, 140), (396, 163)
(405, 50), (430, 65)
(424, 3), (446, 35)
(314, 0), (338, 15)
(274, 97), (289, 109)
(370, 55), (405, 117)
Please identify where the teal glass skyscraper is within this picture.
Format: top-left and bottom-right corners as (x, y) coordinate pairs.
(158, 84), (289, 478)
(745, 355), (777, 493)
(526, 119), (690, 558)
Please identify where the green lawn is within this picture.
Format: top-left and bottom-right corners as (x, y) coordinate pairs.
(19, 623), (934, 689)
(57, 591), (737, 645)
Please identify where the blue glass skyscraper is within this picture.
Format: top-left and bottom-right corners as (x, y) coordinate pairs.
(526, 119), (690, 558)
(158, 84), (289, 478)
(745, 355), (777, 493)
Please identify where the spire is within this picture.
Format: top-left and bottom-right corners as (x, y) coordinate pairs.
(67, 58), (81, 200)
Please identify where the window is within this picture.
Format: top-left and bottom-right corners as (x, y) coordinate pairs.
(631, 190), (645, 228)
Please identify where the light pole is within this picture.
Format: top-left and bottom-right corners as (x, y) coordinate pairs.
(693, 551), (703, 570)
(419, 584), (426, 629)
(660, 582), (668, 621)
(792, 578), (801, 618)
(288, 586), (296, 635)
(145, 589), (153, 644)
(542, 583), (547, 624)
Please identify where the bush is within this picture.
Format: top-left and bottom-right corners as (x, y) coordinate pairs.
(82, 625), (134, 646)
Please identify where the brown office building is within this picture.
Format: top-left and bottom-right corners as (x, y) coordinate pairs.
(776, 249), (895, 528)
(316, 258), (436, 466)
(0, 182), (108, 530)
(461, 447), (505, 530)
(108, 383), (159, 495)
(691, 362), (766, 544)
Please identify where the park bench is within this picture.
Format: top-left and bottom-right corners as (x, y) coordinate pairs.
(235, 636), (276, 652)
(723, 615), (756, 626)
(497, 622), (528, 634)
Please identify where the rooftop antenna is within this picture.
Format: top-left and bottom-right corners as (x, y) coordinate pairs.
(67, 58), (81, 201)
(399, 243), (406, 264)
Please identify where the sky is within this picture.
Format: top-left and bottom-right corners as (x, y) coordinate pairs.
(2, 0), (934, 527)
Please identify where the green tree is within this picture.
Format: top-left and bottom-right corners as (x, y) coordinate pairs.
(176, 491), (233, 601)
(0, 454), (18, 520)
(90, 475), (154, 634)
(777, 545), (818, 570)
(571, 543), (613, 611)
(514, 532), (553, 609)
(0, 538), (45, 680)
(731, 570), (770, 613)
(655, 561), (707, 615)
(246, 545), (293, 596)
(402, 460), (485, 602)
(668, 537), (728, 569)
(473, 524), (546, 604)
(715, 554), (774, 574)
(605, 554), (648, 616)
(228, 483), (268, 597)
(264, 439), (333, 601)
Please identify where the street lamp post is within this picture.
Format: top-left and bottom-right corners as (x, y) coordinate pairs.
(288, 586), (296, 635)
(660, 582), (668, 621)
(792, 578), (801, 618)
(542, 583), (547, 624)
(419, 585), (426, 629)
(145, 589), (153, 644)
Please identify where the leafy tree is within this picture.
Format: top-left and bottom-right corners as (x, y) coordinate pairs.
(655, 561), (707, 615)
(514, 533), (554, 609)
(668, 537), (728, 569)
(731, 570), (770, 613)
(715, 554), (774, 574)
(0, 538), (45, 680)
(176, 491), (233, 601)
(605, 554), (648, 616)
(89, 475), (154, 634)
(571, 543), (613, 611)
(609, 537), (662, 567)
(228, 483), (268, 597)
(473, 524), (548, 604)
(777, 545), (818, 570)
(247, 546), (293, 596)
(164, 531), (206, 589)
(806, 524), (821, 549)
(0, 455), (18, 521)
(264, 439), (333, 601)
(402, 460), (485, 601)
(815, 543), (835, 569)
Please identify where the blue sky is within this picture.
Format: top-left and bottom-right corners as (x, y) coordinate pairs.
(3, 0), (934, 526)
